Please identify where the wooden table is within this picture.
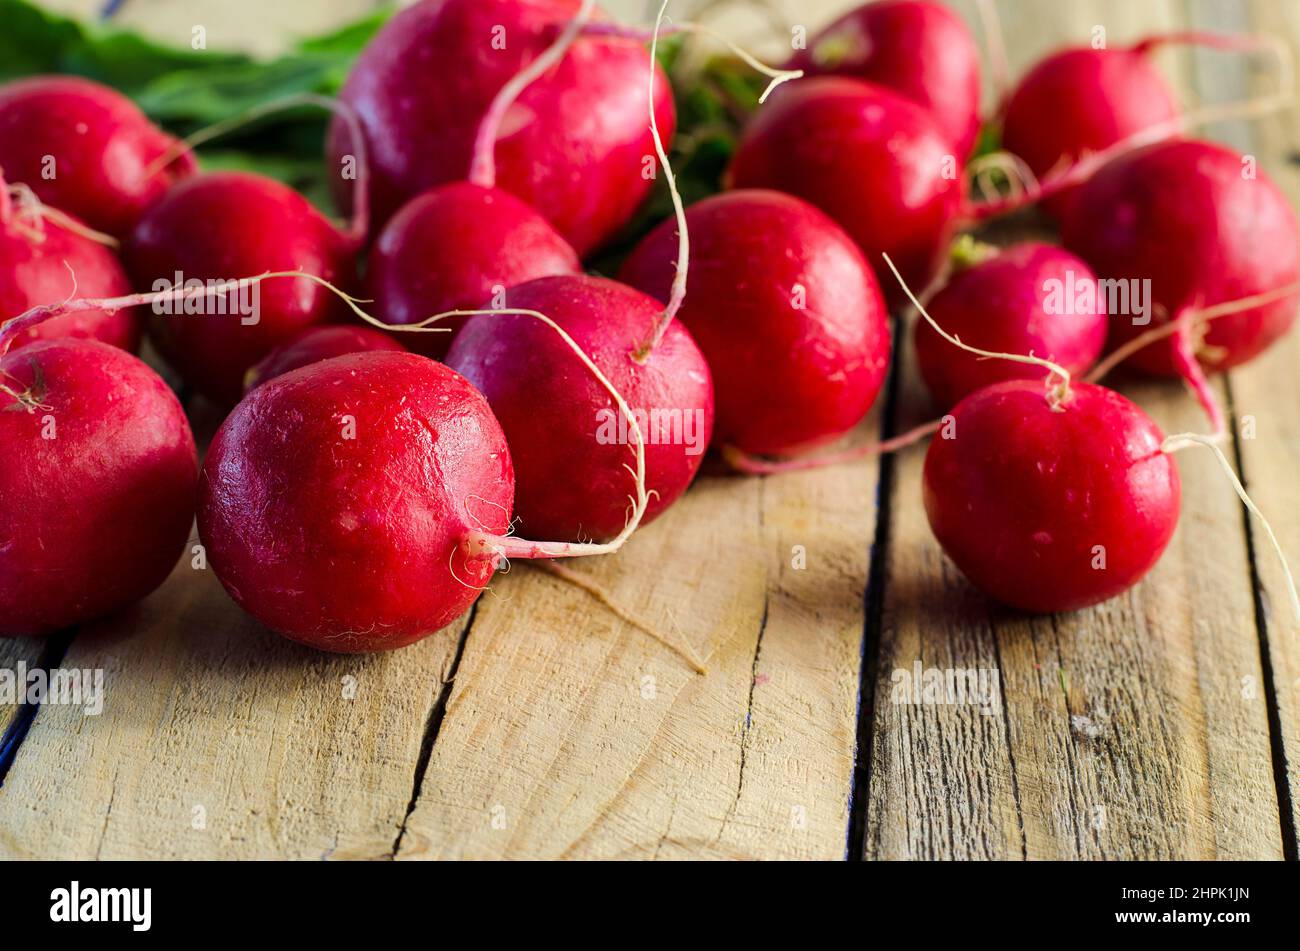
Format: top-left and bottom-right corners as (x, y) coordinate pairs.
(1, 0), (1298, 861)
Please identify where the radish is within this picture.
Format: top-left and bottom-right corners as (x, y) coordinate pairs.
(0, 339), (197, 635)
(620, 188), (889, 456)
(125, 170), (359, 404)
(924, 378), (1181, 612)
(890, 254), (1299, 620)
(1061, 138), (1300, 436)
(1000, 42), (1177, 220)
(328, 0), (675, 255)
(982, 31), (1287, 223)
(0, 76), (196, 237)
(368, 183), (580, 359)
(198, 352), (515, 652)
(444, 274), (714, 543)
(727, 76), (962, 302)
(244, 325), (405, 392)
(0, 174), (140, 353)
(915, 241), (1107, 410)
(788, 0), (983, 158)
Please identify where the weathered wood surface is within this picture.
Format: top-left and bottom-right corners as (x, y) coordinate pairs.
(1, 0), (1298, 860)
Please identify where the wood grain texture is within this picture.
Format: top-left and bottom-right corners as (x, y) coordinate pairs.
(1213, 0), (1300, 855)
(395, 450), (879, 860)
(0, 559), (465, 860)
(2, 0), (1299, 861)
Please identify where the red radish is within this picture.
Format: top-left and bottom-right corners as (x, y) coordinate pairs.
(445, 274), (714, 543)
(727, 77), (962, 302)
(368, 183), (580, 359)
(0, 339), (197, 635)
(620, 189), (889, 456)
(0, 177), (140, 353)
(915, 242), (1108, 409)
(789, 0), (983, 158)
(1001, 43), (1177, 220)
(199, 352), (513, 652)
(0, 76), (196, 237)
(1061, 139), (1300, 434)
(125, 171), (358, 404)
(328, 0), (675, 255)
(923, 379), (1181, 613)
(244, 324), (405, 392)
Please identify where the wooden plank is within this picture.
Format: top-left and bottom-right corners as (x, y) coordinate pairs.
(0, 552), (465, 860)
(1212, 0), (1300, 855)
(863, 0), (1287, 861)
(395, 452), (880, 860)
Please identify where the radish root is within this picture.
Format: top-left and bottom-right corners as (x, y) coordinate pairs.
(883, 252), (1074, 408)
(469, 0), (597, 189)
(635, 0), (691, 360)
(723, 418), (941, 475)
(1086, 280), (1300, 384)
(584, 17), (802, 104)
(1162, 432), (1300, 629)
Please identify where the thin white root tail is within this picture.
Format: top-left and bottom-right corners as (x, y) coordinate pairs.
(469, 0), (597, 189)
(1163, 432), (1300, 629)
(882, 252), (1074, 408)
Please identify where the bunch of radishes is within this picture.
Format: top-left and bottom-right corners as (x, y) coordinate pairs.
(1, 0), (1297, 657)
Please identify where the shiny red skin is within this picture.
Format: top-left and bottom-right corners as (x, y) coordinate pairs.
(244, 325), (406, 392)
(126, 171), (357, 405)
(727, 77), (962, 304)
(916, 243), (1108, 410)
(0, 340), (197, 635)
(923, 381), (1180, 613)
(1002, 46), (1178, 220)
(1062, 140), (1300, 375)
(368, 182), (581, 359)
(0, 76), (196, 237)
(328, 0), (675, 255)
(445, 275), (714, 542)
(789, 0), (982, 158)
(0, 214), (140, 352)
(198, 352), (514, 653)
(620, 190), (890, 455)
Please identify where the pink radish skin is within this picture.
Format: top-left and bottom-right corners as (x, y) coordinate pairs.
(244, 325), (405, 392)
(0, 339), (197, 635)
(0, 199), (140, 353)
(328, 0), (675, 255)
(126, 171), (357, 405)
(789, 0), (983, 158)
(916, 243), (1108, 410)
(924, 380), (1181, 613)
(1001, 44), (1179, 221)
(620, 189), (890, 456)
(727, 77), (962, 304)
(445, 275), (714, 543)
(1062, 139), (1300, 377)
(0, 76), (196, 237)
(199, 351), (514, 653)
(368, 182), (580, 359)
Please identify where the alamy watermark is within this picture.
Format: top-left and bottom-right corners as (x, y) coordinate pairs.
(0, 662), (103, 716)
(151, 272), (261, 325)
(1042, 270), (1152, 326)
(890, 662), (1000, 715)
(595, 407), (707, 456)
